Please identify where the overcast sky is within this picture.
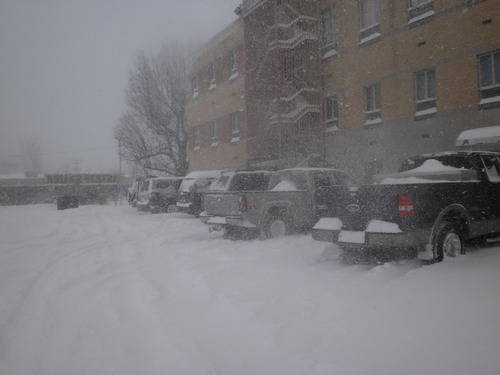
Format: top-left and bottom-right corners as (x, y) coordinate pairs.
(0, 0), (239, 173)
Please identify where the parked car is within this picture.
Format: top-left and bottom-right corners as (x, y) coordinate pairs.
(137, 177), (183, 213)
(200, 170), (273, 233)
(176, 170), (223, 216)
(207, 168), (353, 239)
(312, 151), (500, 262)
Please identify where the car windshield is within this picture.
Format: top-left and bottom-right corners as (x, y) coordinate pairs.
(209, 173), (234, 191)
(229, 173), (271, 191)
(153, 180), (175, 189)
(180, 177), (213, 192)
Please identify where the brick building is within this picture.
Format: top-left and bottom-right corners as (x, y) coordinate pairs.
(187, 0), (500, 179)
(319, 0), (500, 181)
(186, 20), (247, 171)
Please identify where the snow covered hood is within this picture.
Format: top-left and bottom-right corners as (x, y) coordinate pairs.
(375, 159), (479, 184)
(456, 126), (500, 147)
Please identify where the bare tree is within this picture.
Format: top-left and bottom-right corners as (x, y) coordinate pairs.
(115, 42), (189, 176)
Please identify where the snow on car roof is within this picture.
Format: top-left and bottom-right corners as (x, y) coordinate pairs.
(401, 159), (464, 174)
(184, 170), (224, 179)
(150, 176), (183, 181)
(417, 150), (500, 158)
(280, 167), (343, 173)
(456, 126), (500, 146)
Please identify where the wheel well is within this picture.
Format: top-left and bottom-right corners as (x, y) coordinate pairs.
(266, 206), (288, 219)
(440, 210), (470, 238)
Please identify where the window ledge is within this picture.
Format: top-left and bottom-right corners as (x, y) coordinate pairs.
(480, 95), (500, 105)
(193, 146), (200, 152)
(408, 10), (435, 25)
(192, 92), (199, 99)
(325, 125), (339, 134)
(359, 32), (381, 46)
(322, 49), (338, 60)
(230, 136), (241, 144)
(208, 82), (217, 91)
(414, 107), (437, 119)
(210, 142), (219, 148)
(229, 71), (239, 80)
(363, 118), (382, 128)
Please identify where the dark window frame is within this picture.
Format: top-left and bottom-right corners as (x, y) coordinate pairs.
(414, 68), (437, 116)
(408, 0), (434, 24)
(320, 5), (337, 54)
(359, 0), (380, 42)
(325, 94), (339, 131)
(478, 50), (500, 104)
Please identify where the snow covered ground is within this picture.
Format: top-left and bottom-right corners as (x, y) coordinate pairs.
(1, 204), (500, 375)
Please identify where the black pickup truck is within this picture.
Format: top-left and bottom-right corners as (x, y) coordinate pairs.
(312, 151), (500, 262)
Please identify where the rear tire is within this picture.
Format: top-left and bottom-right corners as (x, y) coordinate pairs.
(263, 211), (292, 239)
(433, 221), (465, 262)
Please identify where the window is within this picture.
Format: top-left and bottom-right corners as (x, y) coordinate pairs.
(414, 69), (437, 117)
(313, 172), (332, 189)
(320, 5), (337, 55)
(208, 62), (216, 89)
(229, 49), (238, 78)
(191, 75), (198, 98)
(365, 83), (381, 112)
(282, 51), (304, 80)
(325, 94), (339, 132)
(478, 51), (500, 105)
(231, 112), (241, 142)
(360, 0), (380, 42)
(408, 0), (434, 24)
(210, 121), (218, 146)
(229, 173), (271, 191)
(192, 127), (199, 150)
(482, 156), (500, 182)
(364, 83), (381, 126)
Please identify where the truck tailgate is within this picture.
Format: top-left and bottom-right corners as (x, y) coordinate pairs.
(204, 192), (241, 217)
(341, 182), (478, 232)
(341, 184), (423, 231)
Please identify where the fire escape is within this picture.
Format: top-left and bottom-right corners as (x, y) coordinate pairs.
(243, 0), (321, 167)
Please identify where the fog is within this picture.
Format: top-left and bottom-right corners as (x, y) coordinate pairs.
(0, 0), (239, 174)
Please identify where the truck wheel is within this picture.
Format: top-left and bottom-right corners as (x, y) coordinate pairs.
(434, 221), (465, 262)
(264, 212), (291, 239)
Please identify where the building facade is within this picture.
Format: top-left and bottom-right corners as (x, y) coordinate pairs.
(187, 0), (500, 179)
(186, 20), (248, 171)
(319, 0), (500, 181)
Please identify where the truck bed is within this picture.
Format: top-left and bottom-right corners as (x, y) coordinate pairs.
(340, 181), (482, 233)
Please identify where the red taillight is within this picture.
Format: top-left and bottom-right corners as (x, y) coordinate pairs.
(150, 192), (160, 202)
(398, 195), (414, 218)
(190, 192), (196, 201)
(239, 195), (248, 213)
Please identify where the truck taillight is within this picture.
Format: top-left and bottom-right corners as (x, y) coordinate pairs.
(398, 195), (414, 218)
(190, 192), (196, 201)
(239, 195), (248, 213)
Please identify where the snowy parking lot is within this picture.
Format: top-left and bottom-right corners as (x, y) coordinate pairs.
(1, 204), (500, 375)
